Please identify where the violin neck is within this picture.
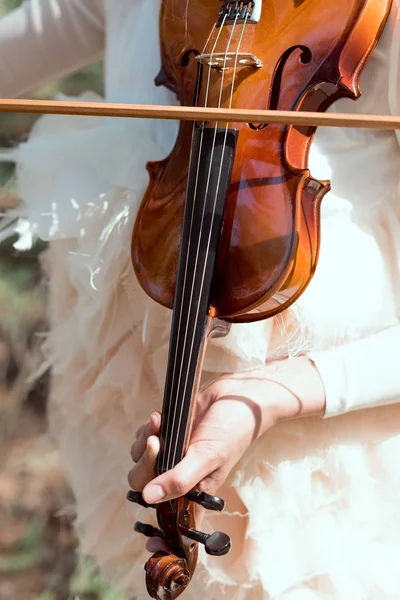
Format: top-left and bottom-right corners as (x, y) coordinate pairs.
(156, 125), (237, 475)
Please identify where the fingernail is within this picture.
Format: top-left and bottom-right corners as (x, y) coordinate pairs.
(144, 485), (165, 503)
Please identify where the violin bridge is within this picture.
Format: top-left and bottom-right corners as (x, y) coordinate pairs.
(195, 52), (263, 70)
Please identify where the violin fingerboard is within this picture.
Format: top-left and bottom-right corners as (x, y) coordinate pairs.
(156, 126), (238, 474)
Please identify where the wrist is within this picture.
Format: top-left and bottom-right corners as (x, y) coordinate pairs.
(262, 357), (326, 424)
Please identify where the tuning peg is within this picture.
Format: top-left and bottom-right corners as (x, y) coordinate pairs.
(134, 521), (165, 538)
(134, 521), (231, 557)
(127, 490), (156, 508)
(127, 489), (225, 512)
(185, 490), (225, 511)
(184, 528), (231, 556)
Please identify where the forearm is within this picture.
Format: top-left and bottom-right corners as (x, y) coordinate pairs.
(261, 357), (326, 425)
(262, 323), (400, 426)
(0, 0), (105, 98)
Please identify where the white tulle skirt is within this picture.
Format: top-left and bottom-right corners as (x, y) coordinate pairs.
(2, 91), (400, 600)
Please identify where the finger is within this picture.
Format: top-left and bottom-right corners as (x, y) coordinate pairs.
(135, 422), (148, 440)
(131, 412), (161, 462)
(146, 537), (170, 553)
(133, 412), (160, 447)
(128, 435), (160, 491)
(142, 443), (220, 504)
(134, 412), (161, 442)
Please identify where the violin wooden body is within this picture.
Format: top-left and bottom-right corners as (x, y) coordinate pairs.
(132, 0), (391, 322)
(129, 1), (392, 598)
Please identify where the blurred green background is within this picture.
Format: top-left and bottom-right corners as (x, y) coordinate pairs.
(0, 2), (128, 599)
(0, 0), (103, 210)
(0, 0), (103, 340)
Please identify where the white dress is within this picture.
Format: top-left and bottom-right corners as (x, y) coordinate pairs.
(2, 1), (400, 598)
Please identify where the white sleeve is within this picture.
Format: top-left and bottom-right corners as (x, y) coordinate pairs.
(0, 0), (105, 98)
(307, 5), (400, 419)
(307, 325), (400, 417)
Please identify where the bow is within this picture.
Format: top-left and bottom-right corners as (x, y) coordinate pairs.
(1, 98), (400, 130)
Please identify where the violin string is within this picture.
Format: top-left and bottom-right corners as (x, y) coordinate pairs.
(165, 14), (236, 471)
(211, 12), (250, 248)
(168, 15), (249, 469)
(213, 7), (250, 232)
(166, 15), (250, 470)
(161, 15), (228, 473)
(229, 14), (249, 109)
(201, 19), (220, 59)
(168, 15), (243, 471)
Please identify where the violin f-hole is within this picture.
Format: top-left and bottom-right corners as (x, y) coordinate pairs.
(249, 44), (313, 130)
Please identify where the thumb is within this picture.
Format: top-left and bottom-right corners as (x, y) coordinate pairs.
(142, 444), (219, 504)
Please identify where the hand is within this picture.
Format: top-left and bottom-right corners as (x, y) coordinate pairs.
(128, 357), (326, 508)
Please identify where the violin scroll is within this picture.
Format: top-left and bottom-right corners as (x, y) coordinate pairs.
(128, 491), (231, 599)
(134, 520), (192, 599)
(145, 552), (191, 600)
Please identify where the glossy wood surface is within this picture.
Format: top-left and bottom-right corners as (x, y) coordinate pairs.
(132, 0), (391, 321)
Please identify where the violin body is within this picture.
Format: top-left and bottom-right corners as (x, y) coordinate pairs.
(132, 0), (391, 322)
(129, 1), (392, 598)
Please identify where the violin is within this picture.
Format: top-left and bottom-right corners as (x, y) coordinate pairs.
(126, 0), (392, 598)
(0, 1), (393, 598)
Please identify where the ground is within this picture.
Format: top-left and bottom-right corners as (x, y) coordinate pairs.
(0, 389), (128, 600)
(0, 389), (78, 600)
(0, 253), (128, 600)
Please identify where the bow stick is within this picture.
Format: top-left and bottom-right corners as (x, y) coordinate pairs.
(1, 98), (400, 130)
